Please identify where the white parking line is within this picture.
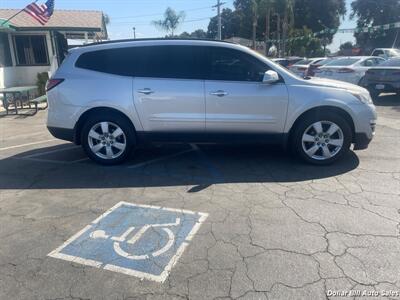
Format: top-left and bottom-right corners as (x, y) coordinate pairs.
(0, 139), (57, 151)
(127, 148), (194, 169)
(22, 145), (79, 159)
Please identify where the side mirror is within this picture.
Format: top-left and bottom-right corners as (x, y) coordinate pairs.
(262, 70), (280, 84)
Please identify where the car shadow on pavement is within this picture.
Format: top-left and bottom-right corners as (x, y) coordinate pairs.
(0, 143), (360, 191)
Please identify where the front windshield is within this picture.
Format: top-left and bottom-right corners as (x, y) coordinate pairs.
(324, 58), (359, 66)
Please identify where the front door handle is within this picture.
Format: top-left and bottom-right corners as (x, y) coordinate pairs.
(138, 88), (154, 95)
(210, 90), (228, 97)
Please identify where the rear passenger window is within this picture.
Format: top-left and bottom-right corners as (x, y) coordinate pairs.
(141, 46), (205, 79)
(75, 45), (206, 79)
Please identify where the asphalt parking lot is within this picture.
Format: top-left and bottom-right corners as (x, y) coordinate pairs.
(0, 95), (400, 300)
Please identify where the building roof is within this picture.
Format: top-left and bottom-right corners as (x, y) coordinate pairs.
(0, 9), (106, 34)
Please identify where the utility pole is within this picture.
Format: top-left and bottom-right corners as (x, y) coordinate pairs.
(213, 0), (226, 40)
(265, 7), (271, 56)
(133, 27), (136, 39)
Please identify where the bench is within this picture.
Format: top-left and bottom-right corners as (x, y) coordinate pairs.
(29, 95), (48, 115)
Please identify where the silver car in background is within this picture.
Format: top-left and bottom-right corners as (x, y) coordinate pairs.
(288, 57), (327, 77)
(315, 56), (385, 85)
(46, 39), (377, 165)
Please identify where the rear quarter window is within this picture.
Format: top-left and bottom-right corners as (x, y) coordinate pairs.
(75, 45), (206, 79)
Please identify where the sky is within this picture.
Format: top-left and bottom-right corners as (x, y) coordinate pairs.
(1, 0), (356, 52)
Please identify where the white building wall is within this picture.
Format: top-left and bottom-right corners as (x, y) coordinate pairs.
(0, 31), (54, 89)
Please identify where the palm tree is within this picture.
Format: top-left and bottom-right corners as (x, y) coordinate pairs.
(282, 0), (295, 55)
(152, 7), (185, 37)
(259, 0), (275, 55)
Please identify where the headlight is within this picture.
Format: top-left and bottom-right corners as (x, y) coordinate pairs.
(351, 92), (373, 104)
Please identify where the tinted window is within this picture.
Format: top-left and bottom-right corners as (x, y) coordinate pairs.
(143, 46), (205, 79)
(76, 45), (206, 79)
(207, 47), (270, 82)
(373, 50), (384, 56)
(363, 58), (375, 67)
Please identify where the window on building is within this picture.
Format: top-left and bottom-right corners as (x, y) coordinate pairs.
(0, 33), (12, 67)
(13, 35), (49, 66)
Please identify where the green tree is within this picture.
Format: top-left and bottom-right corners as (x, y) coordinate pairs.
(207, 8), (241, 39)
(103, 14), (110, 25)
(190, 29), (208, 39)
(178, 29), (208, 39)
(294, 0), (346, 43)
(351, 0), (400, 51)
(286, 27), (325, 57)
(152, 7), (185, 37)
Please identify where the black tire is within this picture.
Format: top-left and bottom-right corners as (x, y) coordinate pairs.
(81, 112), (135, 165)
(291, 112), (352, 165)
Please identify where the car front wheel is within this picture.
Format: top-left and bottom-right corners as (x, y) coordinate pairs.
(81, 114), (135, 165)
(292, 113), (352, 165)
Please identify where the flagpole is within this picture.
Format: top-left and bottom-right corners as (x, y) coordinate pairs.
(1, 0), (39, 26)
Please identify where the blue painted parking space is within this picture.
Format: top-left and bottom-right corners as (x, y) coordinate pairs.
(48, 202), (208, 282)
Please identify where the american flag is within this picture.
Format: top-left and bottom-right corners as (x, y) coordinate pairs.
(24, 0), (55, 25)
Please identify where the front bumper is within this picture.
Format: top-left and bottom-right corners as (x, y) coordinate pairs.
(349, 102), (376, 150)
(353, 132), (373, 150)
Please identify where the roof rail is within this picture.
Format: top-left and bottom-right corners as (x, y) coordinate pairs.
(79, 38), (235, 48)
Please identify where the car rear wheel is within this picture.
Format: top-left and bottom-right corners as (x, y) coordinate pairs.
(81, 114), (135, 165)
(292, 112), (352, 165)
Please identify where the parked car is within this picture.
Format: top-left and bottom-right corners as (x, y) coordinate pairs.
(288, 57), (327, 77)
(306, 57), (335, 77)
(371, 48), (400, 60)
(315, 56), (385, 85)
(360, 57), (400, 98)
(272, 57), (303, 68)
(47, 39), (377, 165)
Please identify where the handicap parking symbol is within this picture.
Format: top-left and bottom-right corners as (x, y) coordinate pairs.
(48, 202), (208, 282)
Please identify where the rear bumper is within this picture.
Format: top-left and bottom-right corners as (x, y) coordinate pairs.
(361, 80), (400, 92)
(47, 126), (75, 143)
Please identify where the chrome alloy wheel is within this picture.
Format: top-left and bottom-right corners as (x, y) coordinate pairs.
(301, 121), (344, 161)
(88, 121), (127, 160)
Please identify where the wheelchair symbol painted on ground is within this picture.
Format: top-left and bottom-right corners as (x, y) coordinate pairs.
(48, 202), (208, 282)
(89, 217), (181, 260)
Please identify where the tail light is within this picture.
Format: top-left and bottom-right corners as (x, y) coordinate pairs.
(338, 68), (355, 73)
(46, 78), (64, 92)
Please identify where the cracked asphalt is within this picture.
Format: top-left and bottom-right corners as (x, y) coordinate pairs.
(0, 94), (399, 300)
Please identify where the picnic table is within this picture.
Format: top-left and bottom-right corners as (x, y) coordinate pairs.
(0, 85), (38, 115)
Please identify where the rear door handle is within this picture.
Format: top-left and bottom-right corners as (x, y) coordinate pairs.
(210, 90), (228, 97)
(138, 88), (154, 95)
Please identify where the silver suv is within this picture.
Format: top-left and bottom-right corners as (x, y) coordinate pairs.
(46, 39), (377, 165)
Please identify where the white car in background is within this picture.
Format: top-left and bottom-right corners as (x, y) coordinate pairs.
(315, 56), (386, 85)
(288, 57), (327, 77)
(371, 48), (400, 60)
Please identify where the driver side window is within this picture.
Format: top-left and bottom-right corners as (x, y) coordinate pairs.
(208, 47), (270, 82)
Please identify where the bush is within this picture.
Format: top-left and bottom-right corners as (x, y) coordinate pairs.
(36, 72), (49, 96)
